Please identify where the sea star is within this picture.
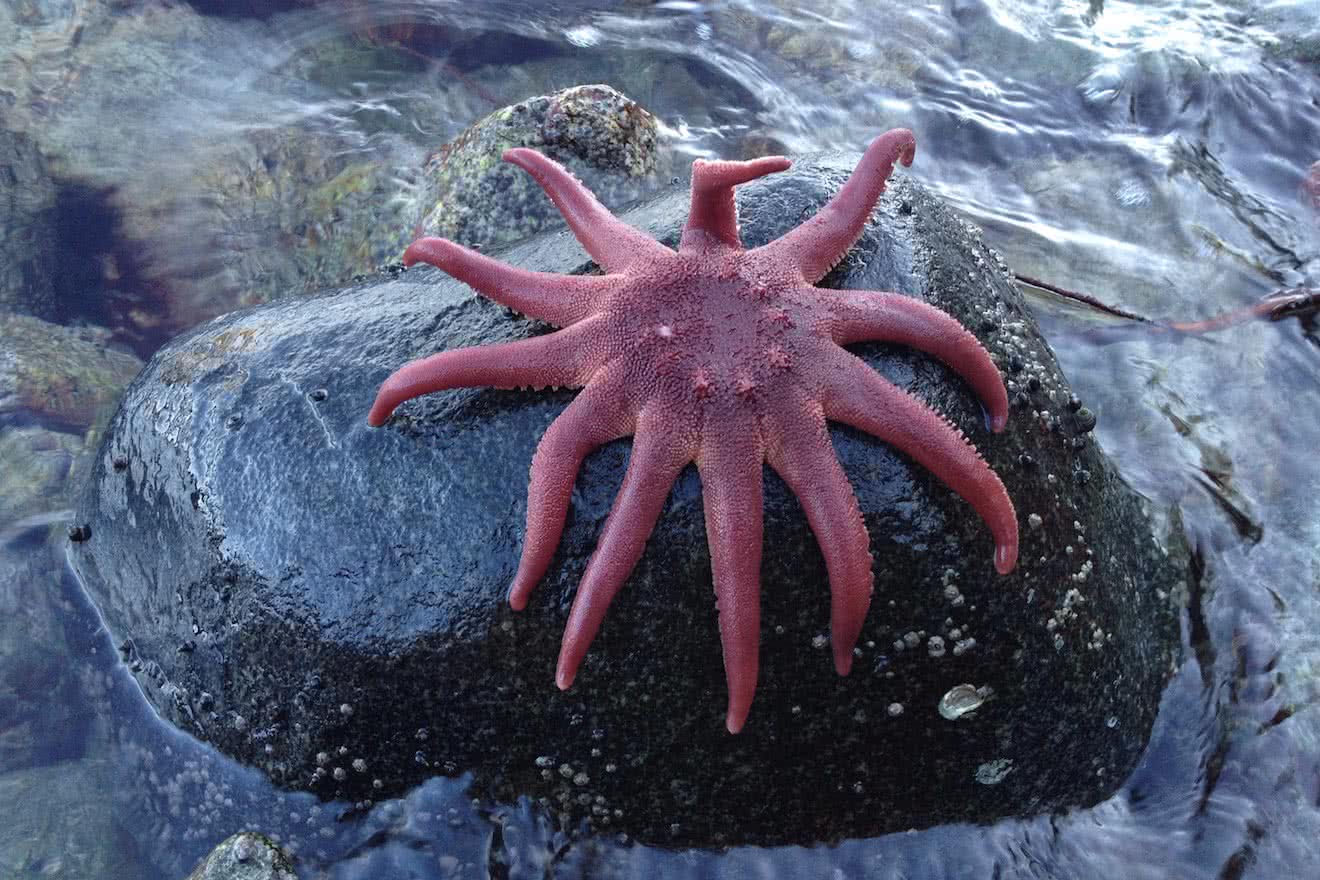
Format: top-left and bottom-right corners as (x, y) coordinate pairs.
(368, 129), (1018, 733)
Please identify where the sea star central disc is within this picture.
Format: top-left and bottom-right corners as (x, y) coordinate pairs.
(368, 129), (1018, 733)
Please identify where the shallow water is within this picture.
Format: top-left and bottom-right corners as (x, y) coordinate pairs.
(2, 0), (1318, 876)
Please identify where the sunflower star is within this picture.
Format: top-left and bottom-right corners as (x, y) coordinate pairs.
(368, 129), (1018, 733)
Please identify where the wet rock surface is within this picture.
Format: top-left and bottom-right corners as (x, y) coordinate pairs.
(71, 152), (1184, 847)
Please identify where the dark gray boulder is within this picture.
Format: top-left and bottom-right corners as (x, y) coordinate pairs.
(70, 152), (1184, 847)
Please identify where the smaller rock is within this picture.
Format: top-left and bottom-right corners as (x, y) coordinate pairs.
(417, 84), (670, 251)
(0, 427), (83, 529)
(185, 832), (295, 880)
(0, 314), (142, 434)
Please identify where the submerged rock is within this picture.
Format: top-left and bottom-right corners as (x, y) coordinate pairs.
(0, 315), (141, 536)
(0, 1), (454, 350)
(0, 314), (142, 435)
(71, 152), (1184, 847)
(185, 832), (295, 880)
(0, 759), (145, 877)
(0, 427), (83, 530)
(0, 129), (59, 319)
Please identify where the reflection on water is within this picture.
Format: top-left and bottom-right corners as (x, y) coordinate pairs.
(1, 0), (1318, 876)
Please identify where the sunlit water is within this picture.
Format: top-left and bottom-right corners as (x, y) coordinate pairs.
(2, 0), (1318, 876)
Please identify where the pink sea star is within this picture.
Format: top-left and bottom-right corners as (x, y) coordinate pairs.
(368, 129), (1018, 733)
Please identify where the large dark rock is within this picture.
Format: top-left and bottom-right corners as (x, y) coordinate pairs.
(70, 152), (1184, 847)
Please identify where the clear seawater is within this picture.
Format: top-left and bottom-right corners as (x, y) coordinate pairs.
(1, 0), (1318, 877)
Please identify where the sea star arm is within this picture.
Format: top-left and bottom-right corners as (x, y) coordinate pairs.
(366, 318), (605, 426)
(682, 156), (792, 250)
(754, 129), (916, 283)
(829, 289), (1010, 431)
(403, 237), (612, 326)
(765, 399), (875, 676)
(504, 148), (673, 273)
(555, 418), (689, 690)
(509, 369), (639, 610)
(698, 417), (766, 734)
(821, 351), (1019, 575)
(372, 129), (1018, 732)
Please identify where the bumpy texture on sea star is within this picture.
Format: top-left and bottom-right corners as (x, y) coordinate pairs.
(368, 129), (1018, 733)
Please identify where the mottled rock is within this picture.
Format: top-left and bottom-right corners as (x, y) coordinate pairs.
(185, 832), (295, 880)
(0, 0), (127, 132)
(181, 124), (413, 307)
(0, 427), (84, 529)
(71, 152), (1184, 847)
(0, 314), (142, 434)
(417, 83), (669, 250)
(0, 313), (140, 547)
